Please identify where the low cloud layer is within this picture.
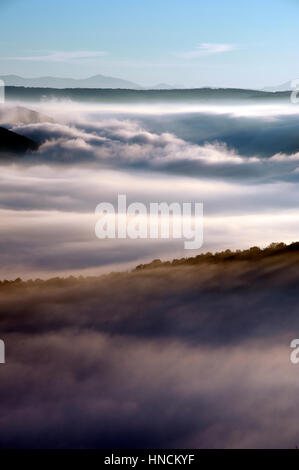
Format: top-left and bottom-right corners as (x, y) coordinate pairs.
(1, 102), (299, 278)
(4, 106), (299, 183)
(0, 259), (299, 448)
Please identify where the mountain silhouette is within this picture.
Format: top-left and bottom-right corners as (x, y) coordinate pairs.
(0, 74), (180, 90)
(0, 126), (38, 154)
(0, 74), (142, 89)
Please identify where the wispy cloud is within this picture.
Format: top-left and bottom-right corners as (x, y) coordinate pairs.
(4, 50), (108, 62)
(174, 43), (237, 59)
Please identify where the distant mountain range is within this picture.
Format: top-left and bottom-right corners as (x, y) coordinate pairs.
(1, 74), (297, 92)
(0, 74), (177, 90)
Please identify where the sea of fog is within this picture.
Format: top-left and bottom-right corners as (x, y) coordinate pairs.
(1, 95), (299, 279)
(1, 94), (299, 449)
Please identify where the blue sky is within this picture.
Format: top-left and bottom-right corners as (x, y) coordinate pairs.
(0, 0), (298, 87)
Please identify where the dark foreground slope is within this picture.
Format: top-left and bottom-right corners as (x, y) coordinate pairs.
(1, 242), (299, 448)
(0, 126), (37, 154)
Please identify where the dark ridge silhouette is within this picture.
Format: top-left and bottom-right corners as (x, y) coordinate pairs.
(1, 241), (299, 286)
(5, 86), (291, 104)
(135, 241), (299, 270)
(0, 126), (38, 154)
